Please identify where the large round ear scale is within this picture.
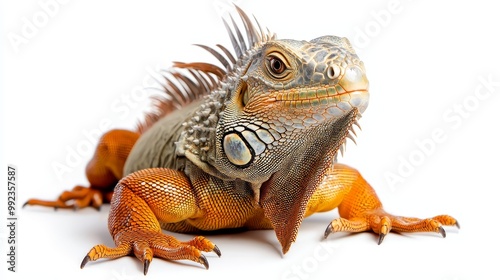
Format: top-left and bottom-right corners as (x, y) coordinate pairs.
(222, 132), (255, 168)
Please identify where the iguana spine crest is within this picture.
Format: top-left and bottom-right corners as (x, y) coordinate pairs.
(138, 6), (274, 139)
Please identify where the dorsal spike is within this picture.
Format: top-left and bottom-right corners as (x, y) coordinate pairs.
(222, 18), (242, 58)
(216, 44), (236, 64)
(266, 27), (276, 40)
(187, 69), (211, 94)
(229, 14), (247, 52)
(172, 72), (198, 100)
(149, 74), (174, 102)
(194, 44), (231, 71)
(163, 73), (188, 106)
(252, 14), (266, 42)
(235, 5), (261, 46)
(202, 68), (219, 87)
(137, 6), (275, 134)
(173, 62), (225, 79)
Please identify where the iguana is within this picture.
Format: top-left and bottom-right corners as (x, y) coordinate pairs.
(24, 6), (459, 275)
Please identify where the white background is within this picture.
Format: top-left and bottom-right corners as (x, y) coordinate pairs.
(1, 0), (499, 279)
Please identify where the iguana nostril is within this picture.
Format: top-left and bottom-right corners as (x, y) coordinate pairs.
(327, 65), (341, 80)
(327, 67), (335, 79)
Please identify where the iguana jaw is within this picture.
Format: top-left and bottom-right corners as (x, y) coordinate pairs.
(273, 65), (369, 117)
(273, 88), (368, 125)
(276, 89), (368, 109)
(271, 61), (369, 122)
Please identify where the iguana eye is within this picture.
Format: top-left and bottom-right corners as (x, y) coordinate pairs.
(268, 56), (285, 74)
(265, 53), (290, 79)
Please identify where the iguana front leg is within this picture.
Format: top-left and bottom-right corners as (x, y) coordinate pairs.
(306, 163), (459, 243)
(24, 129), (139, 210)
(81, 168), (220, 275)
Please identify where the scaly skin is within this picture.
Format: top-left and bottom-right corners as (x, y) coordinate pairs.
(25, 7), (459, 274)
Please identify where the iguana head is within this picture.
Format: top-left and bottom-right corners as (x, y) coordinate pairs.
(215, 35), (368, 253)
(177, 7), (369, 254)
(216, 36), (368, 176)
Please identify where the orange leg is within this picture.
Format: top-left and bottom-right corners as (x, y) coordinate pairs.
(24, 129), (140, 210)
(306, 163), (459, 244)
(81, 168), (220, 275)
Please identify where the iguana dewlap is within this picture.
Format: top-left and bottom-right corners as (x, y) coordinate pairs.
(25, 6), (459, 275)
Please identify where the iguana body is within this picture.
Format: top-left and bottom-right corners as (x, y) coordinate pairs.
(25, 7), (458, 274)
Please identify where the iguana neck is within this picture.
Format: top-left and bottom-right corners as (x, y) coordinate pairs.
(176, 44), (266, 180)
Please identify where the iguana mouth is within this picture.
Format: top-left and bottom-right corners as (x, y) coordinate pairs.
(272, 90), (369, 125)
(272, 61), (369, 114)
(275, 89), (368, 110)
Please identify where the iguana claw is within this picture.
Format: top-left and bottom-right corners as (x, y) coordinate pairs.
(143, 259), (150, 275)
(439, 226), (446, 238)
(377, 232), (386, 245)
(213, 244), (222, 257)
(24, 186), (108, 210)
(324, 224), (333, 239)
(80, 255), (90, 269)
(324, 210), (459, 244)
(199, 255), (209, 270)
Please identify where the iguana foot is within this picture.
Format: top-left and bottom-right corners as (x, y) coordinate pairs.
(23, 186), (112, 210)
(324, 209), (459, 244)
(81, 230), (220, 275)
(24, 129), (139, 211)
